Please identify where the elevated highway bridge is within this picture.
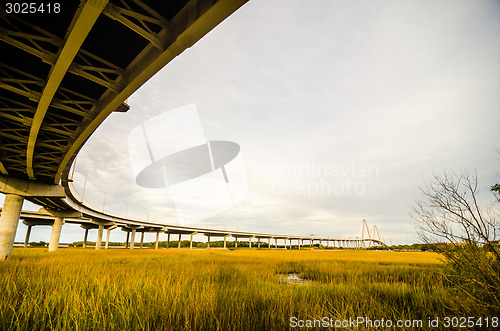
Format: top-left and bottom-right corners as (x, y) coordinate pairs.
(0, 0), (385, 259)
(5, 208), (386, 250)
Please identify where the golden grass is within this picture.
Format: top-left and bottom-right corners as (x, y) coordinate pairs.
(0, 248), (476, 330)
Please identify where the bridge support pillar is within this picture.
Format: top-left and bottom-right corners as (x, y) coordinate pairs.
(178, 234), (181, 249)
(0, 194), (24, 259)
(83, 228), (89, 248)
(275, 238), (277, 249)
(235, 237), (238, 248)
(190, 233), (193, 249)
(48, 217), (64, 252)
(249, 238), (252, 248)
(155, 232), (159, 249)
(130, 229), (136, 249)
(257, 238), (261, 248)
(105, 228), (111, 249)
(166, 233), (170, 249)
(24, 225), (32, 248)
(140, 232), (144, 249)
(223, 235), (227, 249)
(125, 232), (130, 248)
(95, 224), (104, 250)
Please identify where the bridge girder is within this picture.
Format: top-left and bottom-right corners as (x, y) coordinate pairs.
(1, 0), (248, 186)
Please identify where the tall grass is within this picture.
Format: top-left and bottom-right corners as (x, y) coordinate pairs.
(0, 249), (483, 330)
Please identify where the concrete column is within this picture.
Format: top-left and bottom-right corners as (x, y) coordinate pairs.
(178, 233), (181, 249)
(130, 229), (136, 249)
(289, 239), (292, 249)
(48, 217), (64, 252)
(310, 239), (312, 247)
(298, 239), (301, 249)
(140, 232), (144, 249)
(275, 238), (277, 249)
(249, 238), (252, 248)
(190, 233), (193, 249)
(207, 235), (210, 249)
(223, 235), (227, 249)
(0, 194), (24, 260)
(83, 228), (89, 248)
(235, 237), (238, 248)
(125, 232), (130, 248)
(167, 233), (170, 248)
(268, 238), (271, 247)
(95, 224), (104, 250)
(24, 225), (32, 248)
(258, 238), (261, 248)
(155, 232), (159, 249)
(105, 228), (111, 249)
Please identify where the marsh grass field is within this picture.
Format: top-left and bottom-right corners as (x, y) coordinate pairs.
(0, 248), (491, 330)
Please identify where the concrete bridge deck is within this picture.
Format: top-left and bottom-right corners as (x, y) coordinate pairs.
(0, 0), (385, 259)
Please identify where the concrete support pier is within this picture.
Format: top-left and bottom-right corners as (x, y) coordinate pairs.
(207, 235), (210, 249)
(178, 234), (181, 249)
(0, 194), (24, 259)
(130, 229), (136, 249)
(48, 217), (64, 252)
(190, 233), (193, 249)
(105, 228), (111, 249)
(166, 233), (170, 248)
(24, 225), (32, 248)
(83, 228), (89, 248)
(155, 232), (160, 249)
(140, 232), (144, 249)
(125, 232), (130, 248)
(95, 224), (104, 250)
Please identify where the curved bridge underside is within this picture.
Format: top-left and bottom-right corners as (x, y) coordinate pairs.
(0, 0), (385, 258)
(1, 0), (246, 187)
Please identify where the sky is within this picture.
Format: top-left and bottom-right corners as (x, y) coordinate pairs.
(7, 0), (500, 245)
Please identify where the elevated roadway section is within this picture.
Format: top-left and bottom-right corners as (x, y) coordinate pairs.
(0, 0), (249, 259)
(0, 0), (385, 259)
